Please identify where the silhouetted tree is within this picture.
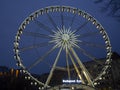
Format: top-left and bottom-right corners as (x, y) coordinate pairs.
(94, 0), (120, 21)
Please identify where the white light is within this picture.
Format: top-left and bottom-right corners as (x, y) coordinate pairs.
(96, 25), (99, 29)
(106, 59), (110, 62)
(22, 23), (26, 29)
(83, 15), (86, 18)
(105, 41), (108, 44)
(14, 55), (17, 60)
(98, 82), (100, 85)
(92, 21), (96, 24)
(107, 47), (110, 49)
(38, 87), (41, 90)
(26, 19), (30, 24)
(94, 82), (97, 85)
(67, 8), (70, 12)
(106, 65), (109, 68)
(42, 87), (44, 89)
(31, 82), (33, 85)
(103, 77), (105, 79)
(103, 35), (106, 39)
(25, 76), (27, 79)
(100, 30), (103, 34)
(34, 82), (37, 85)
(20, 70), (22, 73)
(99, 77), (102, 80)
(16, 63), (19, 66)
(107, 53), (111, 56)
(28, 76), (30, 80)
(19, 30), (23, 34)
(88, 18), (91, 21)
(23, 70), (26, 73)
(103, 71), (106, 74)
(15, 36), (20, 40)
(15, 49), (19, 54)
(72, 87), (74, 90)
(14, 42), (19, 47)
(19, 63), (22, 66)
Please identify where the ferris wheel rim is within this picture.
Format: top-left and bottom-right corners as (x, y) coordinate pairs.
(14, 5), (112, 89)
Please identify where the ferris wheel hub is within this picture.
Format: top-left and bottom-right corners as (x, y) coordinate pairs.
(50, 26), (79, 49)
(62, 34), (70, 41)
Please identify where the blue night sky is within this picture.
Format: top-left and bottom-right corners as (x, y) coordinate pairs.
(0, 0), (120, 72)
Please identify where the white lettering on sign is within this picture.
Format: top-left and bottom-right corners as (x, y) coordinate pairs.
(62, 80), (82, 83)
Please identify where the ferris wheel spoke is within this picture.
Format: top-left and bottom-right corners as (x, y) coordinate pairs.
(46, 13), (58, 30)
(61, 12), (64, 29)
(34, 19), (54, 34)
(55, 66), (67, 71)
(78, 41), (105, 49)
(20, 42), (51, 52)
(74, 20), (89, 33)
(68, 49), (85, 84)
(27, 45), (57, 70)
(76, 46), (103, 65)
(44, 47), (62, 88)
(77, 31), (99, 38)
(42, 60), (52, 69)
(23, 31), (52, 39)
(69, 14), (76, 28)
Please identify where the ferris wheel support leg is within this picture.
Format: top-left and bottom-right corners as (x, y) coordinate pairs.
(70, 48), (94, 87)
(66, 48), (71, 80)
(44, 47), (62, 88)
(68, 51), (85, 84)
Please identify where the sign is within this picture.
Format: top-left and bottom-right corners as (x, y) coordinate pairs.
(62, 80), (82, 84)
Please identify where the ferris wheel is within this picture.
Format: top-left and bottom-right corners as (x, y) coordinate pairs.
(14, 6), (112, 89)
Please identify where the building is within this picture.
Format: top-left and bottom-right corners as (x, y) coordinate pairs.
(0, 67), (38, 90)
(93, 52), (120, 90)
(0, 52), (120, 90)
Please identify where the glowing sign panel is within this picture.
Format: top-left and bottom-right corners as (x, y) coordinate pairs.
(62, 80), (82, 83)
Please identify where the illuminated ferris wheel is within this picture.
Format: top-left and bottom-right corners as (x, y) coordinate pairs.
(14, 6), (112, 89)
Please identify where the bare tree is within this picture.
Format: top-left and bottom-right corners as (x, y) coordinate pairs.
(94, 0), (120, 21)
